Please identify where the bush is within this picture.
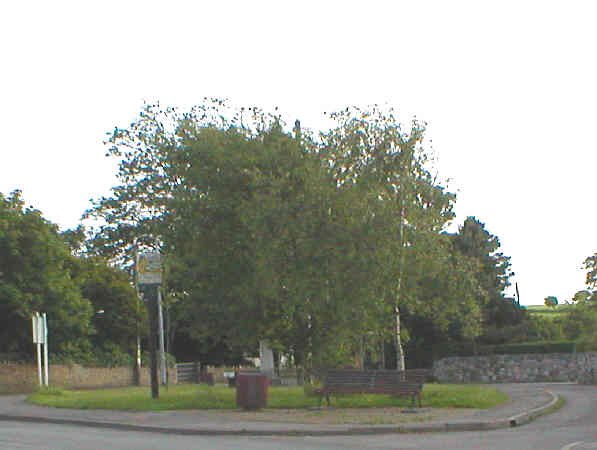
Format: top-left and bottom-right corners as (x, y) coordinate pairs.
(141, 351), (177, 368)
(479, 341), (576, 355)
(439, 340), (578, 357)
(51, 350), (134, 368)
(51, 342), (136, 368)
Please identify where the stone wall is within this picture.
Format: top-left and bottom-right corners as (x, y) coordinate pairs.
(432, 352), (597, 384)
(0, 363), (177, 393)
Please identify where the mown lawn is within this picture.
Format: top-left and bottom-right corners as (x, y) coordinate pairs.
(28, 384), (508, 411)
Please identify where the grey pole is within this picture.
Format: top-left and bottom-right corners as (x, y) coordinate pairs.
(43, 313), (48, 386)
(158, 289), (167, 385)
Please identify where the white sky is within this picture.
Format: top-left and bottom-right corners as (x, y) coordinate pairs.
(1, 1), (596, 306)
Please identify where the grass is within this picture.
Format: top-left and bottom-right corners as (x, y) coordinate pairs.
(532, 395), (564, 420)
(525, 304), (572, 314)
(27, 383), (509, 411)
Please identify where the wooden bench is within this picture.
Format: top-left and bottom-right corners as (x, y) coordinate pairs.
(315, 369), (428, 407)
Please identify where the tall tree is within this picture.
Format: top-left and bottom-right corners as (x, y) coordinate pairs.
(71, 256), (144, 355)
(0, 191), (94, 355)
(451, 216), (522, 343)
(319, 106), (457, 369)
(87, 101), (475, 373)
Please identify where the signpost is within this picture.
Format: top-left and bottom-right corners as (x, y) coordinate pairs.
(136, 252), (163, 285)
(157, 289), (167, 385)
(136, 251), (163, 399)
(32, 312), (48, 387)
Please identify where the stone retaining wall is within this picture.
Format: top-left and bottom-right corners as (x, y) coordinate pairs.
(433, 352), (597, 384)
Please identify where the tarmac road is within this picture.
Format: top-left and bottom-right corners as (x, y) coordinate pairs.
(0, 383), (595, 449)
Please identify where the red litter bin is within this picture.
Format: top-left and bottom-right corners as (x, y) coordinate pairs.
(235, 373), (269, 410)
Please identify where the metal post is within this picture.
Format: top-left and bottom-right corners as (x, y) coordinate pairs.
(144, 285), (160, 399)
(33, 312), (42, 387)
(36, 342), (42, 387)
(43, 313), (48, 386)
(158, 289), (167, 385)
(134, 246), (142, 385)
(136, 250), (162, 398)
(135, 291), (142, 386)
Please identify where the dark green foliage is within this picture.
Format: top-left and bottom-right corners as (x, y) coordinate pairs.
(72, 256), (144, 354)
(544, 296), (558, 308)
(481, 341), (577, 355)
(86, 101), (465, 371)
(441, 340), (577, 356)
(0, 191), (94, 355)
(550, 255), (597, 347)
(0, 190), (146, 363)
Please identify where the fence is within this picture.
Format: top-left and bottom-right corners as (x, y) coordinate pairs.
(175, 363), (299, 385)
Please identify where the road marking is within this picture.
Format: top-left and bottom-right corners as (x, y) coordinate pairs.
(562, 442), (597, 450)
(562, 443), (584, 450)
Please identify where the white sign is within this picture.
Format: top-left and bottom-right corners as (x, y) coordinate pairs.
(136, 252), (162, 285)
(31, 312), (49, 386)
(32, 312), (45, 344)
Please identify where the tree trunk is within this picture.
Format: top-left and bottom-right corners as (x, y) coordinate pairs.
(360, 336), (365, 370)
(395, 305), (405, 371)
(395, 200), (406, 372)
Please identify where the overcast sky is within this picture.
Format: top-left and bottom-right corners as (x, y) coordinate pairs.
(2, 1), (596, 305)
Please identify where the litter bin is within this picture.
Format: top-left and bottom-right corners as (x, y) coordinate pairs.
(235, 373), (268, 410)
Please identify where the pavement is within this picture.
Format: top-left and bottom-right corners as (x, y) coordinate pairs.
(0, 383), (561, 436)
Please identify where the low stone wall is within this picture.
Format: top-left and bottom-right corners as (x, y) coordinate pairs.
(432, 352), (597, 384)
(0, 363), (37, 393)
(0, 363), (177, 393)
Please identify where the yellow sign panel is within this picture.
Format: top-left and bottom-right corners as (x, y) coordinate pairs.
(136, 252), (162, 285)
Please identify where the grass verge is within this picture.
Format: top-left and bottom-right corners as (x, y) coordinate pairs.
(28, 384), (508, 411)
(531, 395), (565, 421)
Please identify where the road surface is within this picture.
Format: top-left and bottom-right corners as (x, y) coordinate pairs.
(0, 384), (595, 450)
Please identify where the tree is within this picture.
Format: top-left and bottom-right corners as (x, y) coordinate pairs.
(544, 296), (558, 309)
(557, 255), (597, 348)
(319, 106), (458, 369)
(452, 217), (513, 300)
(452, 217), (519, 328)
(583, 253), (597, 291)
(86, 101), (474, 374)
(71, 256), (144, 356)
(571, 290), (591, 305)
(0, 191), (94, 356)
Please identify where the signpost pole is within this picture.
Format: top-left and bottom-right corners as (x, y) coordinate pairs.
(158, 289), (167, 385)
(32, 313), (42, 387)
(43, 313), (49, 386)
(144, 285), (160, 399)
(136, 251), (162, 399)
